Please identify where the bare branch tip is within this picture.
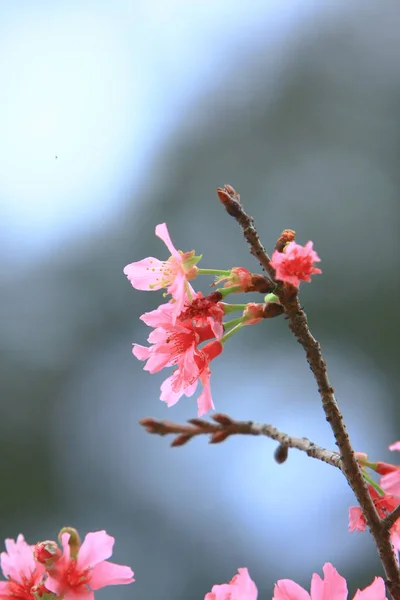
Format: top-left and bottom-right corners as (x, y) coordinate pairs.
(211, 413), (234, 425)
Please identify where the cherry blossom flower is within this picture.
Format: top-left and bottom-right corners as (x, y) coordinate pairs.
(44, 530), (134, 600)
(270, 241), (321, 287)
(0, 534), (46, 600)
(133, 304), (217, 377)
(273, 562), (386, 600)
(123, 223), (201, 319)
(205, 568), (257, 600)
(349, 485), (400, 550)
(178, 292), (224, 339)
(160, 339), (223, 416)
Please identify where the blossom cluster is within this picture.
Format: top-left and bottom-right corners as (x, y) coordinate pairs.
(124, 223), (321, 415)
(0, 528), (134, 600)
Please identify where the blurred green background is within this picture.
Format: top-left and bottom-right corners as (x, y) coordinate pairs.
(0, 1), (399, 599)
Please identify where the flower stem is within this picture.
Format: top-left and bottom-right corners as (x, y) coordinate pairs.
(221, 303), (247, 314)
(221, 323), (244, 343)
(197, 268), (231, 276)
(363, 470), (385, 497)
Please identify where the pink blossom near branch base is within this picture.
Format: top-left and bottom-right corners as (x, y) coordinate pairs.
(273, 562), (387, 600)
(205, 568), (257, 600)
(270, 241), (322, 287)
(349, 485), (400, 550)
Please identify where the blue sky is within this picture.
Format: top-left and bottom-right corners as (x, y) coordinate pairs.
(0, 0), (323, 261)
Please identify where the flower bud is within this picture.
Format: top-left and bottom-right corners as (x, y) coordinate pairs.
(34, 541), (61, 567)
(274, 444), (289, 464)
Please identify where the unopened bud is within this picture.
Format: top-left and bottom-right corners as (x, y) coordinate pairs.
(34, 541), (61, 567)
(58, 527), (81, 558)
(274, 444), (289, 464)
(275, 229), (296, 252)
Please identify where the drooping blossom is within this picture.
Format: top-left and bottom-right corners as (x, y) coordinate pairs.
(123, 223), (201, 320)
(270, 241), (321, 287)
(160, 339), (223, 416)
(273, 562), (386, 600)
(205, 568), (257, 600)
(133, 297), (224, 415)
(133, 302), (217, 377)
(349, 485), (400, 550)
(44, 530), (134, 600)
(0, 534), (46, 600)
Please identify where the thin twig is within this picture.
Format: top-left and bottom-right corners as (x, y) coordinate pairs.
(140, 413), (342, 468)
(217, 185), (276, 281)
(383, 503), (400, 531)
(218, 185), (400, 598)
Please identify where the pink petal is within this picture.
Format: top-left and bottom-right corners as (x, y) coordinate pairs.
(273, 580), (311, 600)
(310, 564), (347, 600)
(389, 441), (400, 452)
(77, 531), (114, 569)
(45, 574), (62, 595)
(155, 223), (179, 257)
(1, 535), (40, 582)
(353, 577), (387, 600)
(140, 303), (175, 327)
(167, 275), (190, 319)
(235, 568), (258, 600)
(90, 561), (134, 589)
(160, 373), (198, 407)
(348, 507), (366, 532)
(197, 371), (215, 417)
(132, 344), (151, 361)
(142, 352), (173, 374)
(0, 582), (10, 595)
(65, 590), (94, 600)
(124, 258), (166, 290)
(381, 471), (400, 497)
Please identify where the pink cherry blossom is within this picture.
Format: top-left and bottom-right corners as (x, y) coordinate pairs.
(349, 486), (400, 550)
(160, 339), (223, 416)
(133, 303), (216, 377)
(270, 241), (322, 287)
(44, 531), (134, 600)
(205, 568), (257, 600)
(381, 469), (400, 497)
(389, 441), (400, 452)
(178, 292), (225, 339)
(123, 223), (200, 319)
(0, 534), (45, 600)
(273, 563), (386, 600)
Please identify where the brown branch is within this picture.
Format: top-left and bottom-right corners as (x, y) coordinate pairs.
(383, 503), (400, 532)
(217, 185), (400, 598)
(140, 413), (342, 468)
(217, 185), (276, 281)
